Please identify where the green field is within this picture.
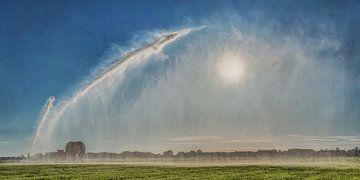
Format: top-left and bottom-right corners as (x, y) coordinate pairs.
(1, 164), (360, 180)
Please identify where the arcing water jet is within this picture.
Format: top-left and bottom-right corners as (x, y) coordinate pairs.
(31, 96), (55, 147)
(32, 28), (199, 151)
(55, 29), (193, 113)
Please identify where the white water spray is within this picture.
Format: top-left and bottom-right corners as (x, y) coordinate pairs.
(31, 96), (55, 147)
(32, 27), (200, 151)
(29, 16), (351, 153)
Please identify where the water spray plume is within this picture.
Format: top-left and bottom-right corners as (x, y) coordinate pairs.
(31, 27), (201, 151)
(31, 96), (55, 147)
(56, 28), (195, 114)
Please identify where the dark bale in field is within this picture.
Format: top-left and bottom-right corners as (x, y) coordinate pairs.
(65, 141), (86, 161)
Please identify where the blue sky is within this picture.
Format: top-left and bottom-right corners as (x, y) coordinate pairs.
(1, 0), (360, 156)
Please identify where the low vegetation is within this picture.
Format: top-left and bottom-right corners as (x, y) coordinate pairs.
(1, 164), (360, 179)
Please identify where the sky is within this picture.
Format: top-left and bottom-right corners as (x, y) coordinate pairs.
(1, 0), (360, 156)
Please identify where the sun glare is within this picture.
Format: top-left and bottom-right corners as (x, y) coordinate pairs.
(217, 53), (246, 83)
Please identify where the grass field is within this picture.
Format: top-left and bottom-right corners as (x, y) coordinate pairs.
(1, 164), (360, 180)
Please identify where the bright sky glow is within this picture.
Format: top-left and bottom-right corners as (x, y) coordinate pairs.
(217, 53), (246, 83)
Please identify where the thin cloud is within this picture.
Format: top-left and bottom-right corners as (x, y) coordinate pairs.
(0, 141), (9, 145)
(167, 136), (225, 142)
(222, 139), (274, 143)
(290, 134), (360, 144)
(301, 138), (338, 142)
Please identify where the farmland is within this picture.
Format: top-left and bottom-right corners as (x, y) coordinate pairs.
(1, 163), (360, 179)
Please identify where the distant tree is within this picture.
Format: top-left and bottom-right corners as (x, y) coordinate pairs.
(176, 152), (186, 157)
(163, 150), (174, 157)
(196, 150), (202, 154)
(65, 141), (86, 161)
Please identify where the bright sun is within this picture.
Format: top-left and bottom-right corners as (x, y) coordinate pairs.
(217, 53), (246, 83)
